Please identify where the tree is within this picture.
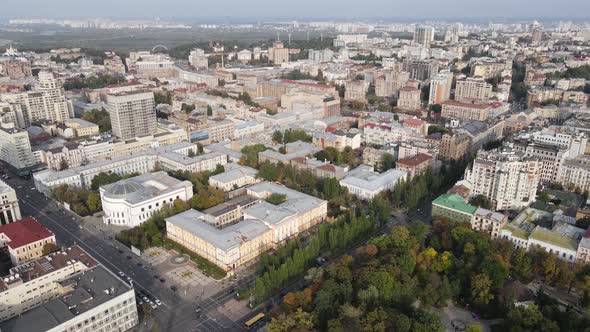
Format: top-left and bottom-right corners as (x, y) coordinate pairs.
(42, 242), (59, 255)
(59, 157), (69, 171)
(266, 193), (287, 205)
(380, 153), (395, 172)
(471, 273), (494, 305)
(191, 187), (224, 210)
(206, 105), (213, 116)
(86, 192), (101, 213)
(465, 323), (483, 332)
(469, 195), (493, 209)
(272, 130), (284, 143)
(268, 308), (314, 332)
(188, 149), (196, 157)
(82, 109), (111, 132)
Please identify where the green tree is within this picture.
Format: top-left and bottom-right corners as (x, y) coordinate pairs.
(273, 130), (284, 143)
(380, 153), (395, 172)
(268, 308), (314, 332)
(59, 157), (69, 171)
(471, 273), (494, 305)
(266, 193), (287, 205)
(86, 192), (101, 213)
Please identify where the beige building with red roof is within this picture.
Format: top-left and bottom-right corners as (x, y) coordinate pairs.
(0, 217), (56, 265)
(395, 153), (434, 179)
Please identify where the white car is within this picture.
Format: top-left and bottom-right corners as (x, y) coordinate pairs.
(118, 271), (125, 277)
(150, 303), (158, 309)
(155, 299), (162, 306)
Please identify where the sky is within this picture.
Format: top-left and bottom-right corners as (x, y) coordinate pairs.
(3, 0), (590, 20)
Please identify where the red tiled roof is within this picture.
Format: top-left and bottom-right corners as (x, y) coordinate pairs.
(325, 126), (337, 133)
(404, 118), (423, 127)
(0, 217), (55, 249)
(396, 153), (432, 167)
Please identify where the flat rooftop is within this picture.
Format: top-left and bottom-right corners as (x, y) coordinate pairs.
(0, 265), (133, 332)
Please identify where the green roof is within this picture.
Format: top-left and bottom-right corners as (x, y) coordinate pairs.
(502, 224), (531, 240)
(529, 227), (579, 251)
(432, 194), (477, 215)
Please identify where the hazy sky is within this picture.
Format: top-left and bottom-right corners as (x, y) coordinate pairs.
(4, 0), (590, 20)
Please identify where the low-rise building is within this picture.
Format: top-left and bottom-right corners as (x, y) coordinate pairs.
(397, 86), (421, 111)
(0, 217), (56, 265)
(339, 165), (407, 200)
(441, 100), (493, 121)
(100, 172), (193, 227)
(432, 194), (477, 224)
(62, 118), (100, 137)
(471, 208), (508, 239)
(395, 153), (433, 179)
(208, 164), (258, 191)
(166, 182), (327, 271)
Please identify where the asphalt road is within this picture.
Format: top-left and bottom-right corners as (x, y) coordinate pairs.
(3, 169), (251, 332)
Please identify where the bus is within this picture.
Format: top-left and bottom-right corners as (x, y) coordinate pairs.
(243, 312), (265, 330)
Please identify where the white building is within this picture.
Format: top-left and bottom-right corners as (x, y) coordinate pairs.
(455, 77), (493, 102)
(339, 165), (407, 200)
(0, 179), (21, 225)
(500, 208), (585, 264)
(106, 91), (156, 140)
(33, 142), (227, 195)
(0, 247), (138, 332)
(0, 124), (36, 173)
(464, 148), (541, 210)
(413, 25), (435, 48)
(208, 164), (258, 191)
(429, 72), (453, 105)
(100, 171), (193, 227)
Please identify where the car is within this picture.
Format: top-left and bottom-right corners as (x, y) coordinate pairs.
(155, 299), (162, 306)
(118, 249), (123, 254)
(170, 286), (177, 292)
(150, 303), (158, 309)
(137, 262), (143, 267)
(154, 275), (159, 279)
(159, 278), (165, 283)
(142, 296), (149, 302)
(126, 255), (132, 259)
(227, 288), (235, 294)
(118, 271), (125, 277)
(195, 307), (202, 314)
(142, 266), (148, 271)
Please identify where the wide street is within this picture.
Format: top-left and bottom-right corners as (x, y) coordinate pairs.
(2, 167), (254, 332)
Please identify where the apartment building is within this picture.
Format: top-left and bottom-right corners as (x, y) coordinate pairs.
(268, 41), (289, 64)
(375, 70), (410, 97)
(397, 87), (421, 111)
(0, 217), (56, 265)
(106, 91), (156, 140)
(471, 208), (509, 239)
(455, 77), (493, 102)
(0, 179), (21, 225)
(207, 118), (235, 142)
(33, 142), (226, 195)
(344, 80), (367, 102)
(413, 25), (435, 48)
(512, 139), (568, 183)
(402, 59), (439, 81)
(464, 148), (541, 210)
(280, 91), (341, 117)
(395, 153), (433, 179)
(0, 124), (36, 173)
(313, 130), (361, 151)
(428, 72), (453, 105)
(0, 59), (32, 79)
(290, 157), (348, 179)
(0, 251), (137, 332)
(556, 156), (590, 192)
(0, 71), (73, 126)
(441, 100), (493, 121)
(100, 172), (193, 227)
(189, 48), (208, 69)
(439, 132), (470, 161)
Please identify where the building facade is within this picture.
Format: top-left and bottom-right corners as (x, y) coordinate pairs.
(106, 91), (156, 140)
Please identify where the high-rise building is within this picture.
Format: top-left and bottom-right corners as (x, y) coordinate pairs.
(455, 77), (493, 102)
(464, 148), (541, 210)
(397, 86), (421, 111)
(189, 48), (208, 69)
(0, 179), (21, 225)
(268, 41), (289, 64)
(428, 72), (453, 105)
(0, 123), (36, 174)
(413, 25), (435, 48)
(402, 59), (439, 81)
(106, 91), (156, 140)
(0, 71), (73, 127)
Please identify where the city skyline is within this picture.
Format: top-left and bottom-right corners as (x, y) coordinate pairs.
(2, 0), (590, 20)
